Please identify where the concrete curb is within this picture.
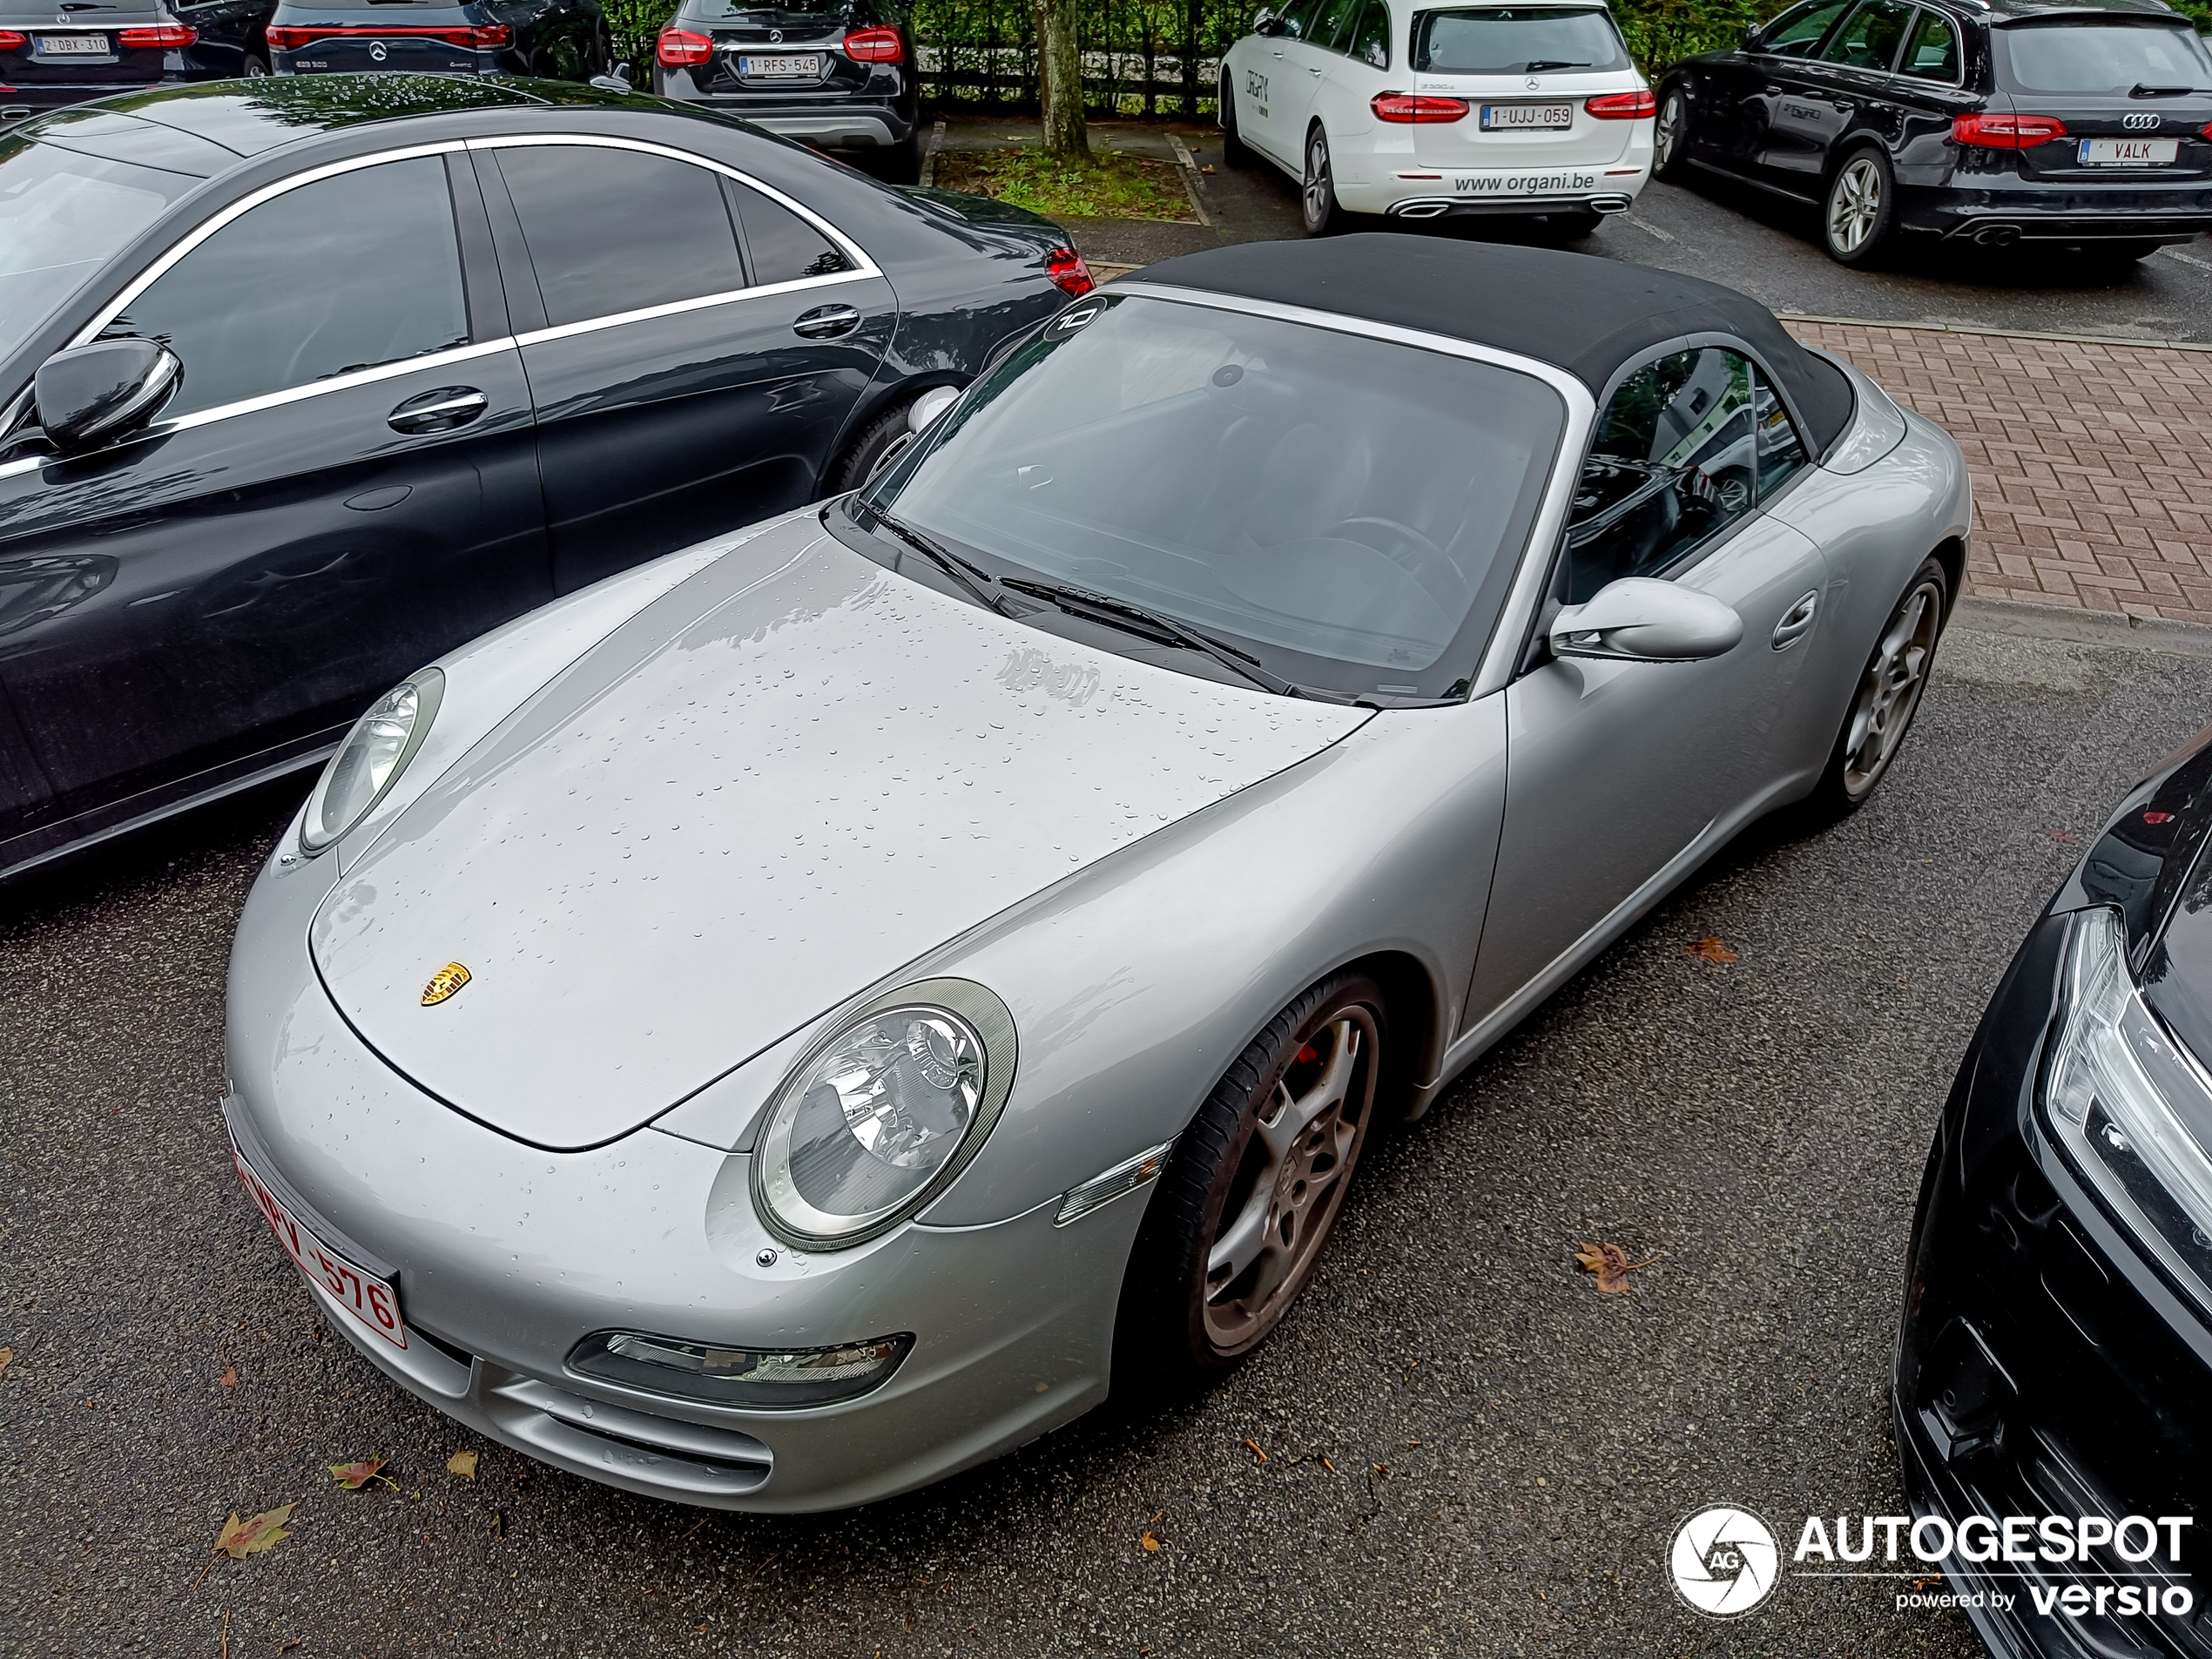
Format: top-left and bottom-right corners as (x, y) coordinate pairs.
(1952, 595), (2212, 658)
(1778, 312), (2212, 354)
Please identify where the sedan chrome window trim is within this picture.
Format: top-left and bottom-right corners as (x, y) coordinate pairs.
(462, 133), (882, 281)
(1108, 280), (1597, 702)
(510, 267), (875, 350)
(70, 140), (470, 347)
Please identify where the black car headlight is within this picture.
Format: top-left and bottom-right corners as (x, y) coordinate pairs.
(2043, 905), (2212, 1316)
(299, 668), (443, 854)
(568, 1330), (913, 1409)
(752, 977), (1016, 1250)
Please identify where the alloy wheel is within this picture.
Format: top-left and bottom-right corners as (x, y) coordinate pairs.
(1841, 577), (1943, 799)
(1202, 1008), (1377, 1351)
(1304, 132), (1334, 233)
(1656, 94), (1682, 170)
(1827, 156), (1884, 255)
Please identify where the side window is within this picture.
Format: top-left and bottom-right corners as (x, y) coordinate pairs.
(495, 145), (744, 327)
(1312, 0), (1363, 52)
(729, 182), (852, 285)
(105, 156), (467, 421)
(1761, 0), (1851, 57)
(1561, 348), (1757, 604)
(1349, 0), (1390, 65)
(1277, 0), (1326, 39)
(1754, 368), (1809, 498)
(1820, 0), (1915, 69)
(1898, 7), (1959, 78)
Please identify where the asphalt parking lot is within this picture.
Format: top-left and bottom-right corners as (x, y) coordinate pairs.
(5, 615), (2209, 1657)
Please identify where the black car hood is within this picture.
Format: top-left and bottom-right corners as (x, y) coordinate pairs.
(2070, 720), (2212, 1066)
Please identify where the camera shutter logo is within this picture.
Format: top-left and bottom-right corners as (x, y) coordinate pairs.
(1669, 1506), (1780, 1616)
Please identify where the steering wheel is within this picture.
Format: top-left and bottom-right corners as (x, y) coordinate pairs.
(1325, 516), (1467, 609)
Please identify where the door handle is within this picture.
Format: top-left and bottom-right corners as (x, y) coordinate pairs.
(388, 387), (488, 434)
(792, 304), (862, 340)
(1308, 64), (1322, 74)
(1771, 589), (1821, 650)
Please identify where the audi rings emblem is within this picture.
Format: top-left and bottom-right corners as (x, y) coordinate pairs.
(2124, 111), (2161, 130)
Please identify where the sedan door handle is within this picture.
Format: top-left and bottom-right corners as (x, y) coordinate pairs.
(388, 387), (488, 434)
(1771, 589), (1821, 650)
(1308, 64), (1322, 74)
(792, 304), (862, 340)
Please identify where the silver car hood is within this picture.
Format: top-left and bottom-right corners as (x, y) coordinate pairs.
(310, 522), (1369, 1150)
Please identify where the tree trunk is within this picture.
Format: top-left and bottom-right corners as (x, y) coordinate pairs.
(1035, 0), (1089, 160)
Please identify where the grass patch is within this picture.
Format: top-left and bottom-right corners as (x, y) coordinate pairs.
(933, 147), (1198, 222)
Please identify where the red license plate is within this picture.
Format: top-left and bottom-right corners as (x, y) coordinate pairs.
(231, 1136), (408, 1350)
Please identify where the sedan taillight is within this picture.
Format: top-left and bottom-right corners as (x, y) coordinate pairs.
(1952, 111), (2067, 148)
(841, 24), (901, 62)
(657, 25), (711, 64)
(0, 28), (29, 48)
(1584, 89), (1656, 119)
(1046, 246), (1094, 296)
(1371, 91), (1469, 123)
(118, 24), (197, 45)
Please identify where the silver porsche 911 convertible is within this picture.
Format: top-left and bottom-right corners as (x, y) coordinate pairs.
(223, 236), (1968, 1512)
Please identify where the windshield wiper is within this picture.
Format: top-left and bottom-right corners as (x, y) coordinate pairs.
(2130, 82), (2203, 97)
(998, 577), (1347, 700)
(1521, 58), (1590, 71)
(854, 500), (1008, 615)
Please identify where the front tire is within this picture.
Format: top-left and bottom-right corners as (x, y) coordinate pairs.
(1804, 556), (1947, 818)
(821, 395), (927, 495)
(1302, 125), (1345, 236)
(1823, 147), (1897, 266)
(1116, 973), (1386, 1393)
(1221, 79), (1258, 169)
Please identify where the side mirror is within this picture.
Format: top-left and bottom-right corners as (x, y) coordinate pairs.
(589, 60), (632, 91)
(908, 384), (961, 433)
(34, 337), (181, 455)
(1740, 24), (1764, 49)
(1255, 15), (1289, 36)
(1549, 577), (1743, 663)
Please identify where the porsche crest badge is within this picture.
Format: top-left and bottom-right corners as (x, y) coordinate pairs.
(421, 962), (471, 1006)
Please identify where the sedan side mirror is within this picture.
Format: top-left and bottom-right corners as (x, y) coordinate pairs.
(589, 60), (633, 91)
(1741, 23), (1764, 49)
(1549, 577), (1743, 663)
(34, 337), (181, 455)
(1255, 15), (1289, 37)
(908, 384), (961, 433)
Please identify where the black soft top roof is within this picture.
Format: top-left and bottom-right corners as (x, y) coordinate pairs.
(1135, 236), (1857, 455)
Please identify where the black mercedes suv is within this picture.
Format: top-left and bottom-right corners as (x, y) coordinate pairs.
(651, 0), (920, 182)
(0, 0), (276, 125)
(1655, 0), (2212, 266)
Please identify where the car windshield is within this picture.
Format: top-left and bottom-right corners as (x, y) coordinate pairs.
(0, 135), (199, 370)
(1993, 19), (2212, 96)
(853, 293), (1567, 700)
(1413, 7), (1629, 74)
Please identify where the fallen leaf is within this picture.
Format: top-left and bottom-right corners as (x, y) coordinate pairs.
(446, 1448), (479, 1480)
(1574, 1240), (1662, 1292)
(1201, 164), (1217, 174)
(327, 1455), (388, 1490)
(1139, 1532), (1161, 1552)
(1685, 936), (1739, 964)
(1243, 1438), (1268, 1465)
(0, 1347), (12, 1378)
(2047, 827), (2080, 843)
(219, 1364), (238, 1389)
(1319, 1454), (1337, 1474)
(213, 1503), (295, 1559)
(1372, 1462), (1391, 1475)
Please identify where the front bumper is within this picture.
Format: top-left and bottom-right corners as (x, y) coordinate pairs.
(1895, 912), (2212, 1658)
(222, 852), (1141, 1512)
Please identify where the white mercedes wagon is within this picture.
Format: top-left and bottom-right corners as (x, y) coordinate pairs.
(1220, 0), (1656, 235)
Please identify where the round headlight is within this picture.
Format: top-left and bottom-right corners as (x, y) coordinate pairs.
(299, 668), (443, 854)
(753, 978), (1016, 1250)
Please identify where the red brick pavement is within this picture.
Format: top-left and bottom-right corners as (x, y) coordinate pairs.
(1784, 319), (2212, 624)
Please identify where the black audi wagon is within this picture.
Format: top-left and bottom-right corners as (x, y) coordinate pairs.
(1655, 0), (2212, 265)
(0, 76), (1091, 881)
